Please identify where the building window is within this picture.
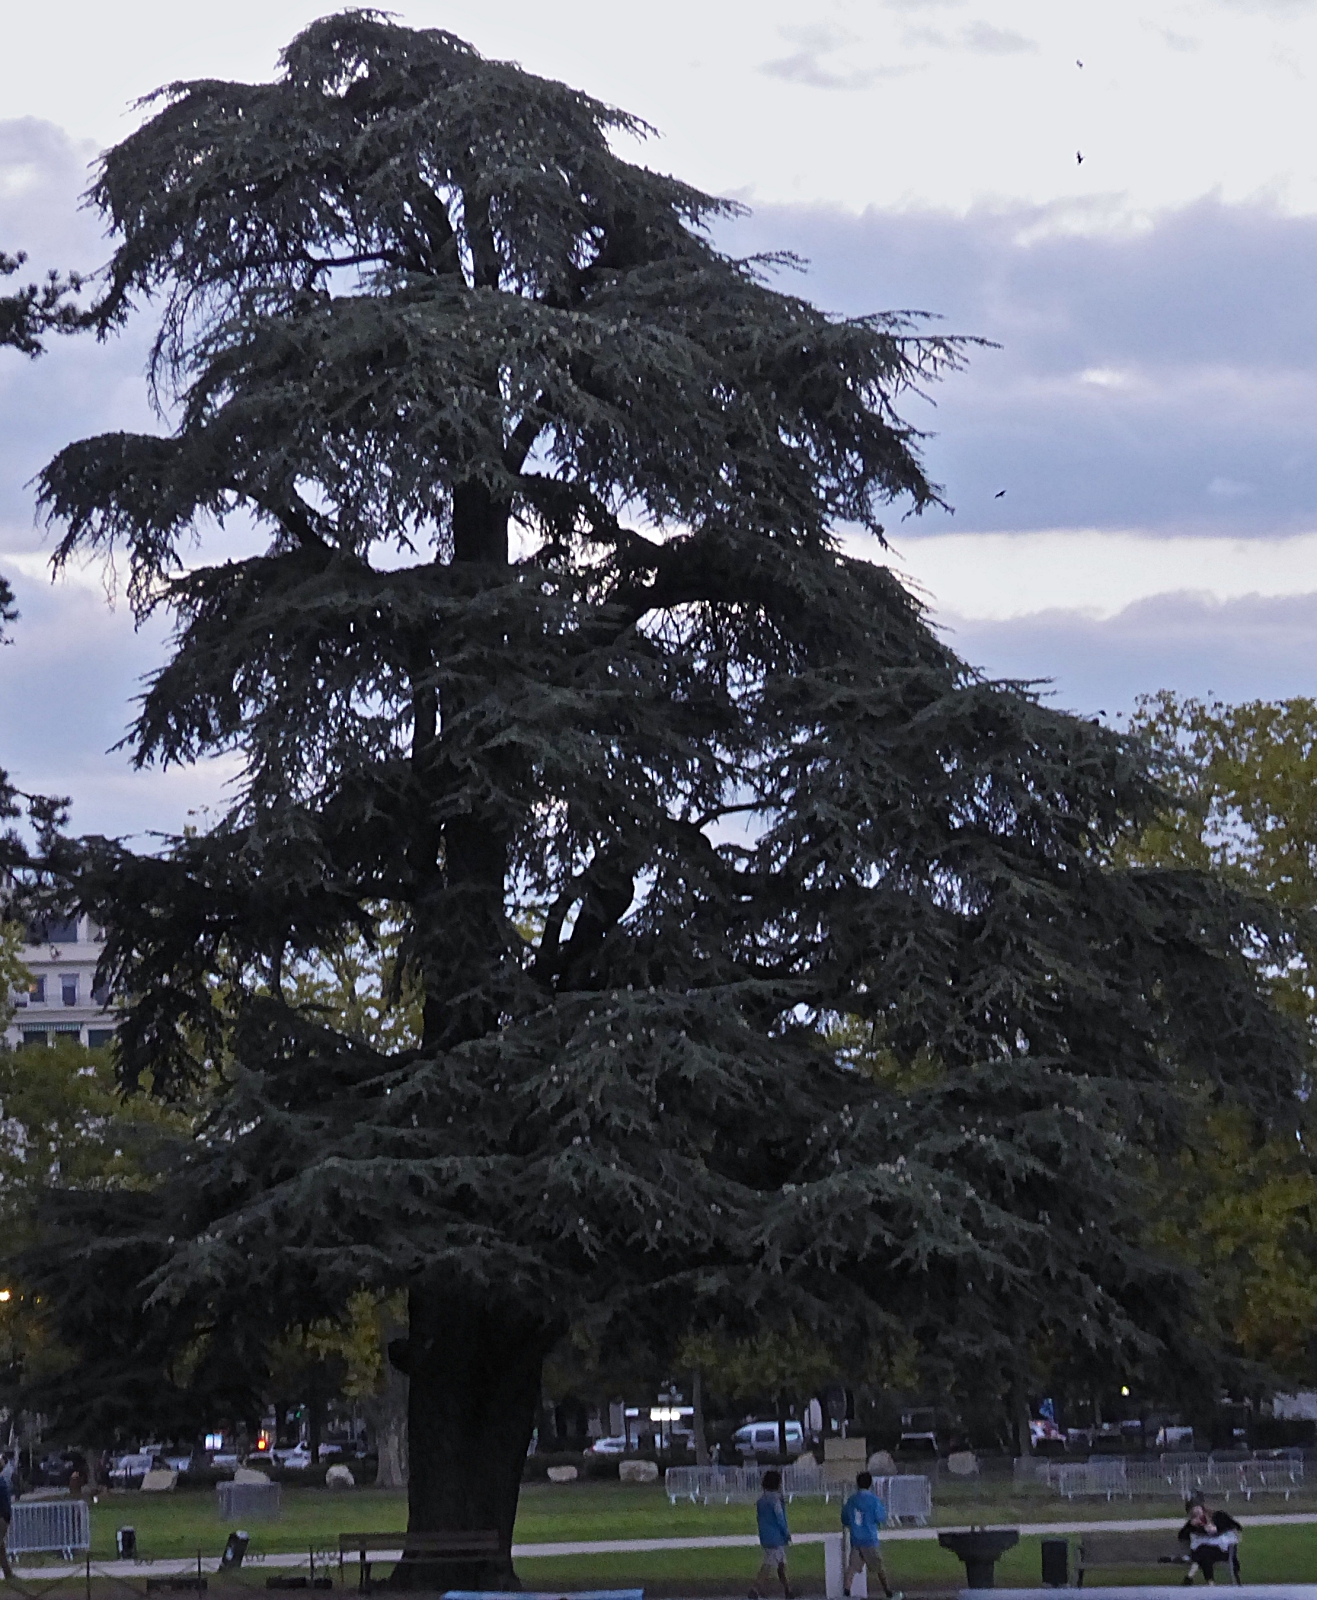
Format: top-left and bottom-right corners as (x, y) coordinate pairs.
(91, 981), (109, 1007)
(20, 1030), (49, 1048)
(47, 916), (79, 944)
(29, 976), (46, 1005)
(61, 974), (78, 1007)
(87, 1029), (115, 1050)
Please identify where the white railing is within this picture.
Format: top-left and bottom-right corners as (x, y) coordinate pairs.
(883, 1476), (934, 1524)
(1040, 1455), (1306, 1501)
(10, 1498), (91, 1559)
(663, 1467), (931, 1523)
(217, 1480), (282, 1520)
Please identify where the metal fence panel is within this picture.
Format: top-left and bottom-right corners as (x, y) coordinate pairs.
(663, 1466), (930, 1522)
(10, 1498), (91, 1558)
(1031, 1453), (1308, 1502)
(216, 1480), (282, 1521)
(884, 1476), (933, 1525)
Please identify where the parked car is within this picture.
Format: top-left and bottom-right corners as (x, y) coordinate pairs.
(244, 1451), (277, 1472)
(732, 1420), (804, 1455)
(37, 1452), (77, 1487)
(274, 1444), (312, 1469)
(320, 1439), (363, 1460)
(163, 1452), (193, 1473)
(898, 1408), (939, 1456)
(589, 1436), (629, 1456)
(110, 1451), (157, 1487)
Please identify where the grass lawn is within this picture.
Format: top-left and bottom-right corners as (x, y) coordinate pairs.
(515, 1524), (1317, 1591)
(48, 1480), (1317, 1588)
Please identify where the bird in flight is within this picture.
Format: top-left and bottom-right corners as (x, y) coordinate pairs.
(994, 490), (1007, 499)
(1076, 58), (1083, 67)
(1076, 151), (1085, 164)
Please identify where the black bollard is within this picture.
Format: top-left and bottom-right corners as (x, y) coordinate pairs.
(1041, 1538), (1068, 1587)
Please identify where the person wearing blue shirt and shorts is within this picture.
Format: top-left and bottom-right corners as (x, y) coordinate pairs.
(750, 1470), (793, 1598)
(841, 1472), (901, 1600)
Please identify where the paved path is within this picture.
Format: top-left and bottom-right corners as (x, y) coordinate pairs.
(515, 1509), (1317, 1554)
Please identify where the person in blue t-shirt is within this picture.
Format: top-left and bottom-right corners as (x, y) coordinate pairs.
(749, 1469), (793, 1598)
(841, 1471), (901, 1600)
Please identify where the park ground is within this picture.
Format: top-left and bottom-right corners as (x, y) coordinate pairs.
(15, 1479), (1317, 1592)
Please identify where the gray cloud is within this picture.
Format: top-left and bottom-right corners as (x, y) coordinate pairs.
(0, 119), (155, 538)
(905, 20), (1037, 53)
(8, 115), (1317, 835)
(961, 21), (1037, 53)
(761, 50), (882, 90)
(1211, 0), (1315, 12)
(0, 557), (236, 838)
(719, 196), (1317, 536)
(760, 26), (903, 89)
(0, 118), (235, 836)
(939, 590), (1317, 718)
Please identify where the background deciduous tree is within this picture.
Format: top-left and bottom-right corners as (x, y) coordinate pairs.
(1125, 692), (1317, 1394)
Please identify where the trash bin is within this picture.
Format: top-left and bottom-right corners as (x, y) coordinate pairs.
(221, 1531), (250, 1572)
(1041, 1538), (1068, 1587)
(117, 1527), (137, 1560)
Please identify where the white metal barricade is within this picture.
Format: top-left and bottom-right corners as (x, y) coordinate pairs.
(1035, 1453), (1308, 1503)
(9, 1498), (91, 1560)
(882, 1475), (933, 1525)
(217, 1480), (281, 1520)
(663, 1465), (930, 1522)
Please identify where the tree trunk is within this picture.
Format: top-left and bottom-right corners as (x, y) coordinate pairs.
(692, 1370), (708, 1466)
(1012, 1379), (1033, 1458)
(309, 1367), (323, 1466)
(390, 1283), (551, 1589)
(365, 1308), (410, 1490)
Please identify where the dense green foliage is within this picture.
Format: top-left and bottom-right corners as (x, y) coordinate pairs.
(0, 1041), (263, 1443)
(27, 11), (1302, 1571)
(1124, 693), (1317, 1392)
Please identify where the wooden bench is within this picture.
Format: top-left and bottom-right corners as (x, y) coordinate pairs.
(337, 1531), (500, 1592)
(1077, 1529), (1221, 1587)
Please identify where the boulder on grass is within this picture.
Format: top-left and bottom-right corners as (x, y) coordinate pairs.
(140, 1469), (178, 1493)
(546, 1465), (578, 1484)
(234, 1467), (271, 1485)
(325, 1463), (356, 1489)
(866, 1451), (896, 1476)
(618, 1459), (659, 1485)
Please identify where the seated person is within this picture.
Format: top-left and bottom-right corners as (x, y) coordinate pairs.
(1178, 1496), (1242, 1585)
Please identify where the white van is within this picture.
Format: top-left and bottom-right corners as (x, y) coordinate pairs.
(733, 1420), (804, 1454)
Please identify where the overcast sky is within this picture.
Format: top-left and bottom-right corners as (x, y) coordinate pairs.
(3, 0), (1317, 836)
